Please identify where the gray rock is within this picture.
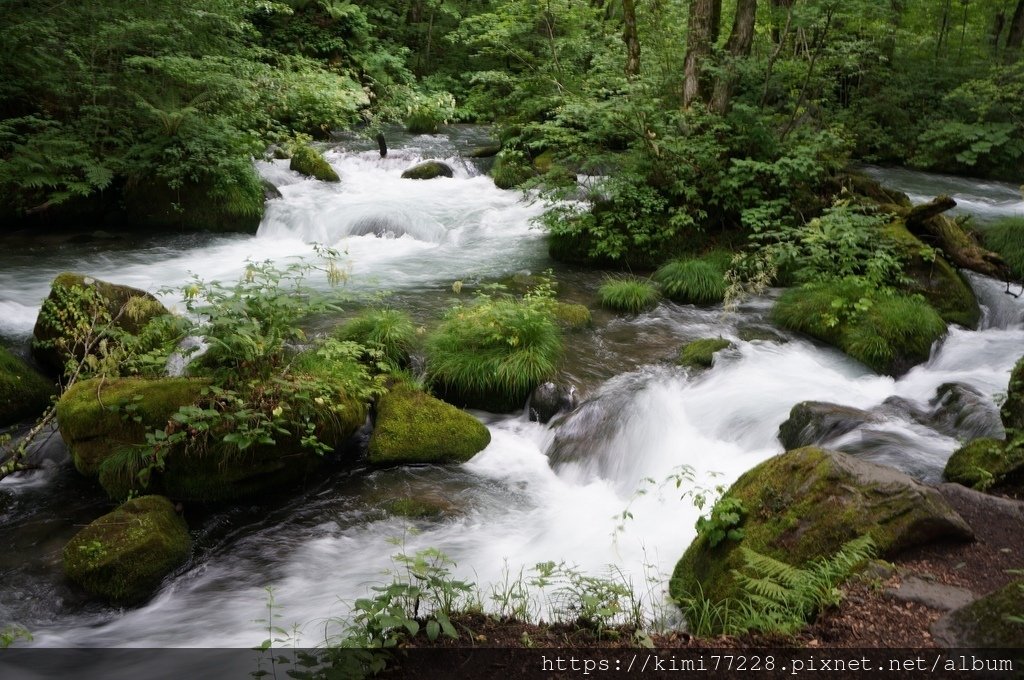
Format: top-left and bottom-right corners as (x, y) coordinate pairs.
(262, 179), (283, 201)
(929, 382), (1004, 440)
(529, 381), (579, 424)
(887, 575), (975, 611)
(778, 401), (880, 450)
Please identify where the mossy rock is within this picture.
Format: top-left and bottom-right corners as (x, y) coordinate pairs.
(778, 401), (879, 450)
(368, 384), (491, 466)
(383, 496), (457, 519)
(552, 302), (591, 330)
(0, 346), (54, 427)
(933, 580), (1024, 648)
(290, 145), (340, 182)
(669, 447), (973, 610)
(883, 221), (980, 329)
(944, 438), (1024, 492)
(1000, 355), (1024, 432)
(57, 377), (208, 478)
(32, 273), (170, 377)
(468, 144), (501, 158)
(62, 495), (191, 604)
(401, 160), (454, 180)
(121, 168), (264, 234)
(677, 338), (732, 369)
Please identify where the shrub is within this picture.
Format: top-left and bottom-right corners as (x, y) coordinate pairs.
(773, 281), (946, 375)
(426, 294), (562, 412)
(336, 308), (417, 370)
(652, 258), (727, 305)
(982, 217), (1024, 279)
(406, 109), (439, 135)
(597, 277), (659, 314)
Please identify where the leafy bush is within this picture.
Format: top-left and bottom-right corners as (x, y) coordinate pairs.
(425, 291), (562, 411)
(773, 281), (946, 374)
(653, 258), (727, 305)
(597, 278), (659, 314)
(982, 217), (1024, 279)
(336, 308), (417, 370)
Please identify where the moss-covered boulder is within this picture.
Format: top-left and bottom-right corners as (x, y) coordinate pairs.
(1000, 355), (1024, 432)
(401, 160), (454, 180)
(669, 447), (973, 608)
(944, 438), (1024, 493)
(289, 145), (340, 182)
(932, 580), (1024, 648)
(552, 302), (591, 330)
(0, 346), (54, 426)
(468, 144), (501, 159)
(368, 384), (490, 466)
(883, 221), (980, 329)
(778, 401), (879, 450)
(57, 377), (208, 478)
(62, 495), (191, 604)
(677, 338), (732, 369)
(31, 273), (170, 377)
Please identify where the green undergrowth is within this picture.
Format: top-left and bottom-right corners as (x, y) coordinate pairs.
(336, 308), (417, 370)
(981, 217), (1024, 279)
(653, 254), (729, 305)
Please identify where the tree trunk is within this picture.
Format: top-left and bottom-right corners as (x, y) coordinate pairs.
(769, 0), (794, 44)
(622, 0), (641, 78)
(683, 0), (721, 108)
(936, 0), (952, 56)
(710, 0), (757, 114)
(992, 10), (1006, 54)
(1007, 0), (1024, 53)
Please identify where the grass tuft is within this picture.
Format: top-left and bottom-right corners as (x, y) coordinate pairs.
(598, 277), (660, 313)
(982, 217), (1024, 279)
(335, 308), (417, 369)
(653, 258), (727, 305)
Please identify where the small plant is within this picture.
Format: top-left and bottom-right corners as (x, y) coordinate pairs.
(695, 496), (746, 548)
(653, 257), (727, 305)
(529, 561), (638, 639)
(597, 277), (659, 313)
(335, 308), (417, 370)
(0, 624), (32, 649)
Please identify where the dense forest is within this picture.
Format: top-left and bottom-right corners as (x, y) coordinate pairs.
(1, 0), (1023, 669)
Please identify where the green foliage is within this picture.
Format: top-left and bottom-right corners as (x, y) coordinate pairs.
(425, 289), (562, 411)
(530, 561), (642, 639)
(695, 497), (746, 548)
(0, 625), (32, 649)
(406, 109), (439, 135)
(652, 258), (727, 305)
(677, 338), (732, 370)
(597, 278), (659, 314)
(982, 218), (1024, 279)
(0, 346), (53, 426)
(773, 281), (947, 374)
(336, 308), (417, 370)
(678, 535), (876, 636)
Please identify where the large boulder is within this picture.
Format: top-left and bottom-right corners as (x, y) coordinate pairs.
(778, 401), (879, 450)
(669, 447), (973, 607)
(932, 580), (1024, 648)
(32, 273), (170, 377)
(944, 438), (1024, 494)
(62, 495), (191, 604)
(0, 346), (54, 426)
(401, 161), (454, 180)
(289, 145), (340, 182)
(368, 384), (490, 466)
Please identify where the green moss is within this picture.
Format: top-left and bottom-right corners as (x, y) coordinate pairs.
(384, 496), (455, 519)
(368, 384), (491, 465)
(0, 346), (54, 426)
(335, 308), (417, 369)
(653, 257), (727, 305)
(552, 302), (592, 330)
(32, 273), (170, 376)
(400, 161), (453, 180)
(56, 377), (208, 477)
(1000, 355), (1024, 432)
(62, 495), (191, 604)
(941, 579), (1024, 648)
(468, 144), (501, 158)
(289, 145), (340, 182)
(772, 281), (947, 376)
(678, 338), (732, 369)
(598, 277), (660, 313)
(669, 447), (971, 610)
(944, 438), (1024, 491)
(883, 222), (980, 328)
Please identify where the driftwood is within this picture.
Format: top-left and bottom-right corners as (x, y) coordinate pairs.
(904, 195), (1013, 281)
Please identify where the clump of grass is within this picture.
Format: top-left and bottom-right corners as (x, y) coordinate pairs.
(652, 257), (727, 305)
(406, 109), (439, 135)
(552, 302), (592, 329)
(772, 280), (946, 375)
(425, 295), (562, 411)
(335, 308), (417, 370)
(982, 217), (1024, 278)
(678, 338), (732, 369)
(598, 277), (659, 313)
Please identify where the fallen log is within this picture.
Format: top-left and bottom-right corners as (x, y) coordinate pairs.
(904, 195), (1013, 281)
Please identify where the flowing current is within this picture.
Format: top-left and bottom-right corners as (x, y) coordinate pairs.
(1, 135), (1023, 647)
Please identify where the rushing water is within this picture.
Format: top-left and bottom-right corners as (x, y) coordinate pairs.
(1, 136), (1023, 647)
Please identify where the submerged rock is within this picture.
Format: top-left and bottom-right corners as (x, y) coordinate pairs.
(929, 382), (1003, 441)
(32, 273), (170, 377)
(669, 447), (973, 608)
(262, 178), (283, 201)
(401, 160), (454, 180)
(0, 346), (54, 427)
(62, 495), (191, 604)
(368, 384), (490, 465)
(677, 338), (732, 369)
